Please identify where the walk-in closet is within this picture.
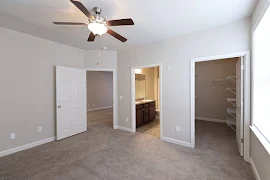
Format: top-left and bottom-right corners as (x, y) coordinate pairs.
(195, 57), (244, 156)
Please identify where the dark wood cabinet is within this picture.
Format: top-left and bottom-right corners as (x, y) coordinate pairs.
(136, 106), (144, 128)
(150, 105), (156, 121)
(136, 101), (156, 128)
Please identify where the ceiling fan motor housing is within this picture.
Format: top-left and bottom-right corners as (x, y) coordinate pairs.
(91, 7), (106, 24)
(93, 7), (102, 14)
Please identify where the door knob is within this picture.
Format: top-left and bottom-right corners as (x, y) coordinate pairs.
(58, 105), (61, 108)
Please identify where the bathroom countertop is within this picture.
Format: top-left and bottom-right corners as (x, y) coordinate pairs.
(135, 100), (155, 105)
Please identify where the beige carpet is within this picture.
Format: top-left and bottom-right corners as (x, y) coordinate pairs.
(0, 120), (254, 180)
(87, 108), (113, 126)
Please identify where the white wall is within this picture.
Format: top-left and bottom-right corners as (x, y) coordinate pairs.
(0, 27), (83, 152)
(83, 50), (117, 69)
(250, 0), (270, 180)
(87, 71), (113, 110)
(117, 18), (250, 143)
(0, 28), (118, 154)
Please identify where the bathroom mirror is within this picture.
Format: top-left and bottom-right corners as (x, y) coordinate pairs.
(135, 74), (146, 100)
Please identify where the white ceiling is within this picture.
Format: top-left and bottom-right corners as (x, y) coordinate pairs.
(0, 0), (257, 50)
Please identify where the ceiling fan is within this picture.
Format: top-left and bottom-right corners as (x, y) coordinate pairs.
(53, 0), (134, 42)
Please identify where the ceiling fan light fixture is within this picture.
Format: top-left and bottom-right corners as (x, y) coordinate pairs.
(88, 22), (107, 36)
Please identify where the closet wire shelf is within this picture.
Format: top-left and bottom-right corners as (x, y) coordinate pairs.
(226, 76), (236, 132)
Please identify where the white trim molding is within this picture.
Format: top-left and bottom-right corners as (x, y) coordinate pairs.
(84, 68), (118, 130)
(190, 51), (251, 162)
(115, 126), (133, 133)
(250, 126), (270, 155)
(161, 136), (191, 148)
(0, 137), (55, 157)
(250, 158), (261, 180)
(87, 106), (113, 112)
(195, 117), (227, 123)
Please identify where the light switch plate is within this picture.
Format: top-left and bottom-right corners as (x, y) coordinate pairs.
(176, 126), (180, 132)
(120, 96), (123, 100)
(38, 126), (42, 132)
(10, 133), (15, 139)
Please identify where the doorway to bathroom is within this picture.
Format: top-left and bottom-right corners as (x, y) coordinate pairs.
(131, 64), (162, 139)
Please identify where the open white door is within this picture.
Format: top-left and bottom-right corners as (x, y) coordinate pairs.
(56, 66), (87, 140)
(236, 58), (244, 156)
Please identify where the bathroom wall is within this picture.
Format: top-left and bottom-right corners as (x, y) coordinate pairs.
(139, 67), (156, 100)
(154, 67), (160, 109)
(135, 67), (160, 108)
(195, 58), (238, 121)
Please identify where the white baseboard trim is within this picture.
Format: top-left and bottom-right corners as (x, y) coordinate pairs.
(195, 117), (227, 123)
(87, 106), (113, 112)
(250, 158), (261, 180)
(115, 126), (133, 133)
(161, 136), (191, 148)
(0, 137), (55, 157)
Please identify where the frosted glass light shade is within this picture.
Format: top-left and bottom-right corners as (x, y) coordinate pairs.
(88, 22), (107, 36)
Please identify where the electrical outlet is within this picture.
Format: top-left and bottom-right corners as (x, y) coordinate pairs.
(120, 96), (123, 100)
(10, 133), (15, 139)
(38, 126), (42, 132)
(126, 117), (129, 122)
(176, 126), (180, 132)
(93, 104), (95, 107)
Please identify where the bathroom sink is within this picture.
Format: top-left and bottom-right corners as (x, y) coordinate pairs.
(142, 99), (154, 102)
(135, 99), (154, 104)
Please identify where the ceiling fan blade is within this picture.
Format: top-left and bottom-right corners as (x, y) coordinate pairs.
(87, 32), (96, 42)
(107, 29), (127, 42)
(70, 0), (95, 20)
(107, 18), (134, 26)
(53, 22), (87, 25)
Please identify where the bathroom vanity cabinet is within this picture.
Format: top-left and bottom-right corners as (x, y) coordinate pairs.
(136, 101), (156, 128)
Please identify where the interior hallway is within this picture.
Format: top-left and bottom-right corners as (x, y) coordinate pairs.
(87, 108), (113, 126)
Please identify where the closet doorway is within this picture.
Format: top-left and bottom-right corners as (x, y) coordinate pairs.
(190, 51), (250, 162)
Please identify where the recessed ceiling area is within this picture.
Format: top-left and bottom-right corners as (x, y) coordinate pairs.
(0, 0), (257, 50)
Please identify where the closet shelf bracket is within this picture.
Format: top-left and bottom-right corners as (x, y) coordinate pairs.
(227, 76), (236, 84)
(227, 98), (236, 107)
(227, 88), (236, 95)
(227, 108), (236, 119)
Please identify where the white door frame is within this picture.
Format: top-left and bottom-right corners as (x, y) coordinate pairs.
(84, 68), (117, 129)
(190, 51), (251, 162)
(131, 63), (163, 137)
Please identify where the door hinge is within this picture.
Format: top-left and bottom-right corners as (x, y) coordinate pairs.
(241, 139), (244, 143)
